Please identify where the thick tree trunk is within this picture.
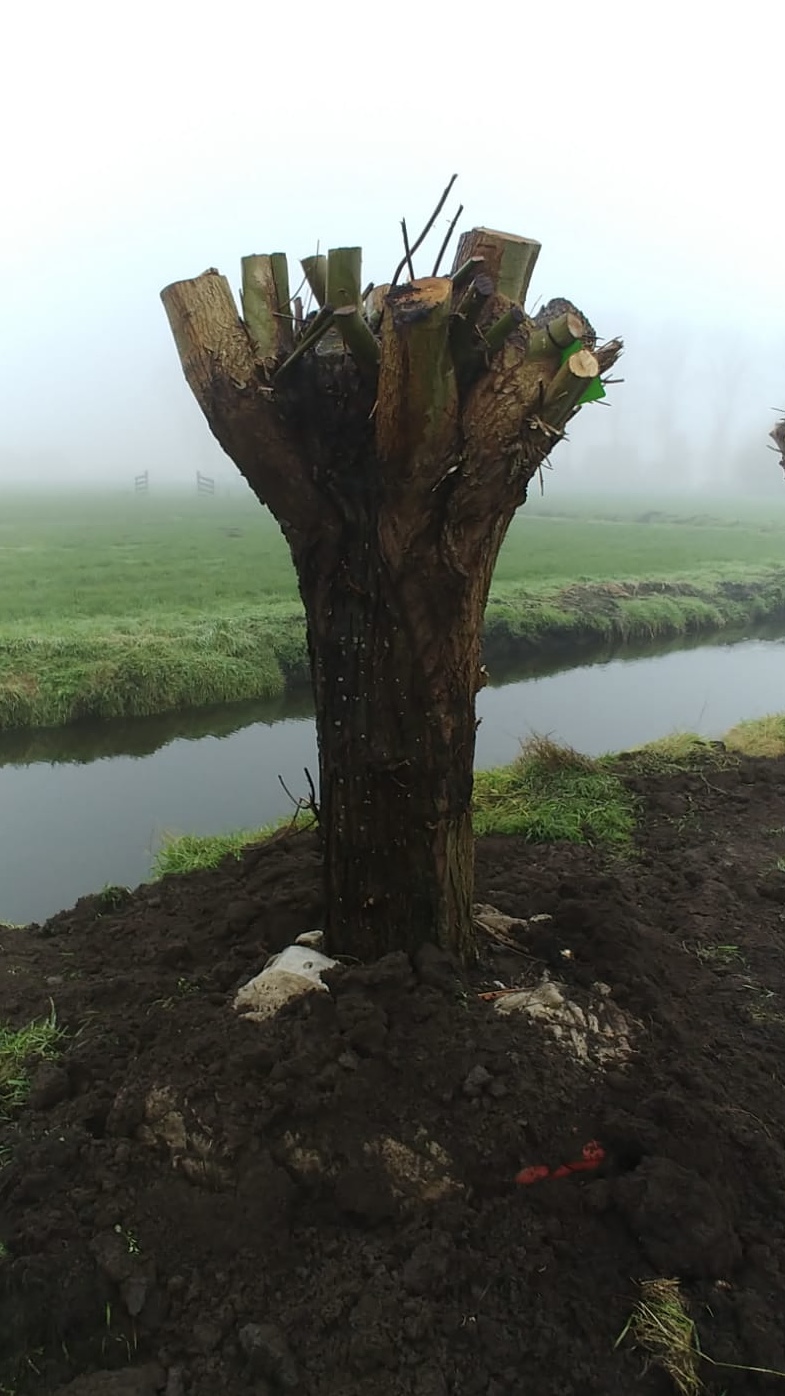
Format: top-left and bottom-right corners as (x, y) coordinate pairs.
(296, 528), (495, 961)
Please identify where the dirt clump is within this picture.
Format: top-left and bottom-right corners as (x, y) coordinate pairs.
(2, 755), (785, 1393)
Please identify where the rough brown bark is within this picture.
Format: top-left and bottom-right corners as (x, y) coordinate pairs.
(161, 225), (621, 964)
(297, 530), (499, 961)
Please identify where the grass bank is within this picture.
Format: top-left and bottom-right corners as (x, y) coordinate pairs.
(151, 736), (638, 879)
(3, 567), (784, 732)
(1, 492), (784, 731)
(0, 606), (308, 730)
(150, 713), (785, 879)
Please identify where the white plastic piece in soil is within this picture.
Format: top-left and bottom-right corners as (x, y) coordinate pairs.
(493, 976), (635, 1067)
(234, 944), (337, 1021)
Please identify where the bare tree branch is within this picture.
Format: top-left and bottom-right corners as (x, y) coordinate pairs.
(400, 219), (416, 281)
(432, 202), (464, 276)
(391, 174), (459, 286)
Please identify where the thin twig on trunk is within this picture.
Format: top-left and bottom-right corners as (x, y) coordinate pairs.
(304, 767), (320, 823)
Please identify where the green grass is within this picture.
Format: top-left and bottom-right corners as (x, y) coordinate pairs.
(723, 713), (785, 758)
(473, 738), (635, 843)
(0, 492), (299, 621)
(148, 711), (785, 881)
(151, 811), (315, 877)
(624, 713), (785, 769)
(95, 884), (132, 909)
(0, 605), (308, 729)
(153, 738), (637, 879)
(1, 490), (784, 731)
(1, 492), (782, 627)
(0, 1008), (64, 1117)
(639, 714), (785, 764)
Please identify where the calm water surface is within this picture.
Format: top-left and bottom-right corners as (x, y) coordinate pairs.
(1, 628), (783, 925)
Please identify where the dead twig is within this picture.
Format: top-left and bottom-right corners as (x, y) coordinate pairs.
(391, 173), (459, 285)
(304, 766), (320, 823)
(272, 772), (318, 838)
(400, 219), (416, 281)
(432, 201), (464, 276)
(277, 772), (306, 810)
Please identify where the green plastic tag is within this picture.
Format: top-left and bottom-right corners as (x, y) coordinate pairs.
(578, 377), (606, 404)
(560, 339), (584, 362)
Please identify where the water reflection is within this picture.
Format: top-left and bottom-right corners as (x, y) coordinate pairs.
(0, 686), (315, 768)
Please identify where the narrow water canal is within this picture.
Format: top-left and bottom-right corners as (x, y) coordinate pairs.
(1, 627), (783, 925)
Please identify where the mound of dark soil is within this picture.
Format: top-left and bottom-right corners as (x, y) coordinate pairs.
(3, 754), (785, 1395)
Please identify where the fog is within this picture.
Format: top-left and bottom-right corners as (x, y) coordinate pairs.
(2, 0), (783, 499)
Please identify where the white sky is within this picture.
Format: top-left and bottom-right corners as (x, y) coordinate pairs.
(1, 0), (783, 492)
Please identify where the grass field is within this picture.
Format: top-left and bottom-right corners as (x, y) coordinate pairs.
(1, 488), (784, 730)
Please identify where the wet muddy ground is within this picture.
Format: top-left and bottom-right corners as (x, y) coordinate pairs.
(2, 752), (785, 1394)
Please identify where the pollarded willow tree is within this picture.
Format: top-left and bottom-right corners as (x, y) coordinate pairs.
(161, 182), (622, 964)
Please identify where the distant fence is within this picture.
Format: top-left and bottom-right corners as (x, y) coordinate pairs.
(134, 471), (149, 494)
(196, 470), (215, 496)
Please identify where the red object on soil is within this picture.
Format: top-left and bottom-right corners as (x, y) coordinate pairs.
(516, 1140), (606, 1185)
(516, 1164), (551, 1185)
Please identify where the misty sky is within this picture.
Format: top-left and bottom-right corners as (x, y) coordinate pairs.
(2, 0), (783, 495)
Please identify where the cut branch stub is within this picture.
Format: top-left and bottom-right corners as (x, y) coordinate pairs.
(274, 304), (336, 380)
(457, 338), (605, 509)
(538, 348), (600, 431)
(483, 304), (526, 357)
(594, 338), (624, 375)
(526, 310), (589, 361)
(450, 274), (495, 378)
(365, 283), (390, 333)
(241, 253), (293, 362)
(454, 273), (495, 326)
(160, 270), (323, 536)
(325, 247), (380, 379)
(534, 298), (596, 351)
(326, 246), (362, 309)
(376, 277), (459, 490)
(451, 256), (485, 292)
(163, 270), (258, 400)
(333, 305), (381, 378)
(452, 228), (541, 306)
